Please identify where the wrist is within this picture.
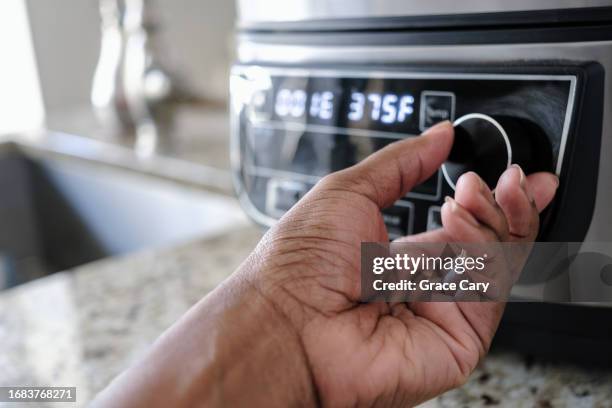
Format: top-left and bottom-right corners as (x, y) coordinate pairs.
(92, 257), (319, 408)
(194, 273), (318, 407)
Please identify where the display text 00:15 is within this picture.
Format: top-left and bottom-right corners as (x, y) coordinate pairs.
(273, 88), (415, 125)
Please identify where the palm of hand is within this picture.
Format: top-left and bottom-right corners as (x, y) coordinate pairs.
(266, 188), (492, 406)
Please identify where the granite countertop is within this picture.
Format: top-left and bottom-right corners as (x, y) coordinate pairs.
(0, 225), (263, 406)
(1, 224), (612, 407)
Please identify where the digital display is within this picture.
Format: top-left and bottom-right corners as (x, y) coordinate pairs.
(249, 74), (427, 135)
(274, 88), (415, 125)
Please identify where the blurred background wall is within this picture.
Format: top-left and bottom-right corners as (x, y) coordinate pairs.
(25, 0), (236, 114)
(0, 0), (44, 134)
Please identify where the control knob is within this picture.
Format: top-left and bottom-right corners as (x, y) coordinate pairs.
(442, 113), (553, 190)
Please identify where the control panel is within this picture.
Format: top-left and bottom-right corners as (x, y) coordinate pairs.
(230, 64), (602, 241)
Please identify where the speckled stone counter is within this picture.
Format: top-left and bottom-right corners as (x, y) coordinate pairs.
(0, 226), (262, 406)
(433, 353), (612, 407)
(1, 225), (612, 407)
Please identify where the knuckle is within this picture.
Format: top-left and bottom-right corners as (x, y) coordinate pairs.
(317, 171), (350, 192)
(319, 167), (373, 199)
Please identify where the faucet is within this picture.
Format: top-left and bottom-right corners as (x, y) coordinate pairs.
(91, 0), (176, 157)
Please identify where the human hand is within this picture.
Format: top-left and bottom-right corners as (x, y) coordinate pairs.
(245, 121), (559, 406)
(93, 121), (559, 408)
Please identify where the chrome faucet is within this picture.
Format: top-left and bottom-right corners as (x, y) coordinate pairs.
(91, 0), (176, 156)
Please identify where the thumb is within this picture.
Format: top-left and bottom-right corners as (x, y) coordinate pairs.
(322, 121), (454, 209)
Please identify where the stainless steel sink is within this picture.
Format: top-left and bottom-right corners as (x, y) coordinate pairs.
(0, 140), (247, 289)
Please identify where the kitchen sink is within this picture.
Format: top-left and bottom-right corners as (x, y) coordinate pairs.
(0, 143), (247, 290)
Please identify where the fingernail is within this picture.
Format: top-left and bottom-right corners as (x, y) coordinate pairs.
(458, 171), (484, 192)
(444, 196), (479, 227)
(476, 173), (486, 192)
(512, 164), (526, 185)
(512, 164), (535, 203)
(444, 195), (458, 213)
(422, 120), (451, 136)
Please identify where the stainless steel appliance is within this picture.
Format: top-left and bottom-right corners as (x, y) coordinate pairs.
(229, 1), (612, 363)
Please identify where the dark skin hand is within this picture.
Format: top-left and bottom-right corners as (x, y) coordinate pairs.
(92, 121), (559, 407)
